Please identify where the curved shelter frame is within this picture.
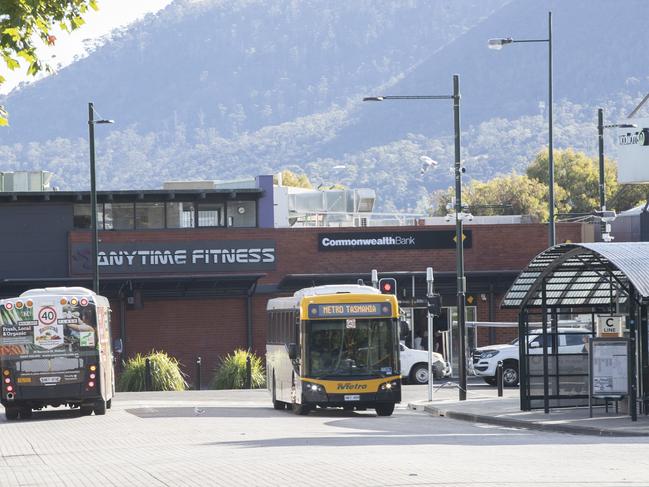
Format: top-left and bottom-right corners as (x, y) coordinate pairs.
(502, 243), (649, 420)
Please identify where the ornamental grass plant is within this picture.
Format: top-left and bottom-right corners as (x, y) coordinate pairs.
(118, 350), (187, 392)
(211, 349), (266, 389)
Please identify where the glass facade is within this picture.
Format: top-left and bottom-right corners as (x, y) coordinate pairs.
(73, 199), (257, 230)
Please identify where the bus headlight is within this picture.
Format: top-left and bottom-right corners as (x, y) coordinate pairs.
(380, 380), (399, 391)
(303, 382), (323, 393)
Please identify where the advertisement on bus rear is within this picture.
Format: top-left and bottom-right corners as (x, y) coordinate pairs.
(0, 297), (97, 359)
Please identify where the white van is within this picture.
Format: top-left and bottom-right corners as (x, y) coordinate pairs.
(470, 327), (590, 387)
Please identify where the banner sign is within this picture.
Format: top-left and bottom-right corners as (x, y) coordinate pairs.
(70, 240), (276, 274)
(616, 118), (649, 184)
(318, 230), (472, 251)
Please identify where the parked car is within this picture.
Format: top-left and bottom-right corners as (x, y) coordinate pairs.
(470, 327), (591, 387)
(400, 341), (451, 384)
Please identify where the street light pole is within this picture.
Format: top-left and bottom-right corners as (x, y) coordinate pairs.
(87, 102), (114, 294)
(547, 10), (555, 247)
(452, 74), (467, 401)
(489, 11), (554, 247)
(363, 74), (468, 401)
(597, 108), (606, 219)
(596, 108), (635, 240)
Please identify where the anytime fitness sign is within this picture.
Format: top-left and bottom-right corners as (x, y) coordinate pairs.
(70, 240), (276, 274)
(318, 230), (472, 251)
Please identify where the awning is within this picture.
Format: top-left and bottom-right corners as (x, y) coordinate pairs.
(0, 273), (265, 299)
(501, 242), (649, 309)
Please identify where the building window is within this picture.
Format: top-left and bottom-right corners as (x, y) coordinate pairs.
(104, 203), (135, 230)
(73, 204), (92, 229)
(197, 203), (224, 227)
(166, 202), (195, 228)
(135, 203), (165, 229)
(227, 200), (256, 227)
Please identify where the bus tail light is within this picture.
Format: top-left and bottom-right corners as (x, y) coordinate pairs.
(87, 364), (97, 389)
(3, 370), (15, 396)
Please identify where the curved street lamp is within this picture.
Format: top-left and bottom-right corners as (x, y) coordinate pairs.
(363, 75), (468, 401)
(489, 11), (555, 247)
(88, 102), (114, 293)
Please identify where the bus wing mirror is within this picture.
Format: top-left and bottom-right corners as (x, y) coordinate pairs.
(287, 343), (298, 360)
(113, 338), (123, 354)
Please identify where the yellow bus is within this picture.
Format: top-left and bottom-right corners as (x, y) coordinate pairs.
(266, 284), (401, 416)
(1, 287), (118, 420)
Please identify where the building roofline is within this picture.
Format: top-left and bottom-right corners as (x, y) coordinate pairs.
(0, 188), (263, 204)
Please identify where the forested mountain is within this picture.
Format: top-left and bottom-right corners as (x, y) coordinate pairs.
(1, 0), (648, 212)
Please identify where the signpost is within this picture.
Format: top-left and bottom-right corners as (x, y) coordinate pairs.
(596, 315), (625, 337)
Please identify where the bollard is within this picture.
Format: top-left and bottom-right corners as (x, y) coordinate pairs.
(245, 355), (252, 389)
(145, 358), (152, 391)
(196, 356), (202, 391)
(496, 360), (503, 397)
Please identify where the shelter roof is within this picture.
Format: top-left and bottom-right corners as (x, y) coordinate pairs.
(502, 242), (649, 309)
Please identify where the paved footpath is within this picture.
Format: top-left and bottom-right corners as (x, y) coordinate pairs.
(412, 379), (649, 437)
(1, 386), (649, 486)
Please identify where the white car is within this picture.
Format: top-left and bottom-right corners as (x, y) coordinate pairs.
(399, 341), (451, 384)
(470, 327), (591, 387)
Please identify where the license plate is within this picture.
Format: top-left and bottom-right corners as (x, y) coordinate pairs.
(344, 394), (360, 401)
(39, 376), (61, 384)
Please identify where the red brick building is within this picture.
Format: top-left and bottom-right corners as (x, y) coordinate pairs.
(0, 183), (591, 385)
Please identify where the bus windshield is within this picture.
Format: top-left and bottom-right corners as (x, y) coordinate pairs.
(307, 318), (396, 378)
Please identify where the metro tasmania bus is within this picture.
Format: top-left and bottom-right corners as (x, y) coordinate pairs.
(266, 284), (401, 416)
(0, 287), (118, 420)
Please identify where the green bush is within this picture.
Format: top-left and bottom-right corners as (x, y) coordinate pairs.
(211, 349), (266, 389)
(118, 350), (187, 392)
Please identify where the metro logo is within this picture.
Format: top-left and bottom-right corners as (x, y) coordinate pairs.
(336, 383), (368, 391)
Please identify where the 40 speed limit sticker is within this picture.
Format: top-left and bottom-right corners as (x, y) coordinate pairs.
(38, 306), (57, 325)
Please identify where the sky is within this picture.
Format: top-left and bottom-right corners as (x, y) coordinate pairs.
(1, 0), (173, 95)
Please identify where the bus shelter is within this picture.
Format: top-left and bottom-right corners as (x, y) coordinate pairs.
(502, 243), (649, 420)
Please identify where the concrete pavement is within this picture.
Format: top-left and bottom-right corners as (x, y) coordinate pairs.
(408, 379), (649, 437)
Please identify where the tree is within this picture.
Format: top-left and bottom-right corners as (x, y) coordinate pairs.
(433, 172), (566, 222)
(274, 170), (313, 188)
(1, 0), (98, 125)
(527, 148), (646, 214)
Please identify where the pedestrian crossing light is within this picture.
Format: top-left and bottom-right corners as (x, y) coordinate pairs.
(427, 294), (442, 316)
(379, 278), (397, 295)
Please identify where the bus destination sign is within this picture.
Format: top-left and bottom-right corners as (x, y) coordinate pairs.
(308, 302), (392, 319)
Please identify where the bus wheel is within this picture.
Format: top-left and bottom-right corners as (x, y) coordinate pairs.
(375, 403), (395, 416)
(272, 377), (286, 410)
(94, 400), (107, 416)
(80, 406), (93, 416)
(5, 407), (19, 421)
(292, 403), (310, 415)
(19, 407), (32, 419)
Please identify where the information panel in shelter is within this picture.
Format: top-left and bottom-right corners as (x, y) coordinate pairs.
(591, 338), (629, 396)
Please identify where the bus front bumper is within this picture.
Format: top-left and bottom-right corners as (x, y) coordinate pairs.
(302, 380), (401, 407)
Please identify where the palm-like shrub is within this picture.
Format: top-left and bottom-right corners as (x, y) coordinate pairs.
(118, 351), (187, 392)
(211, 349), (266, 389)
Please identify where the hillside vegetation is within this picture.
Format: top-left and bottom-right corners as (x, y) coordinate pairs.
(1, 0), (648, 212)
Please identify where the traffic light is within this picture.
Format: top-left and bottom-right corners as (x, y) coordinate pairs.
(379, 278), (397, 295)
(427, 294), (442, 316)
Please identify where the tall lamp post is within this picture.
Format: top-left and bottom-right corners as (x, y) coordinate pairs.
(363, 74), (469, 400)
(489, 11), (555, 247)
(88, 102), (114, 293)
(596, 108), (636, 241)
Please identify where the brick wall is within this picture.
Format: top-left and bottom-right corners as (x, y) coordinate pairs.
(69, 222), (587, 385)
